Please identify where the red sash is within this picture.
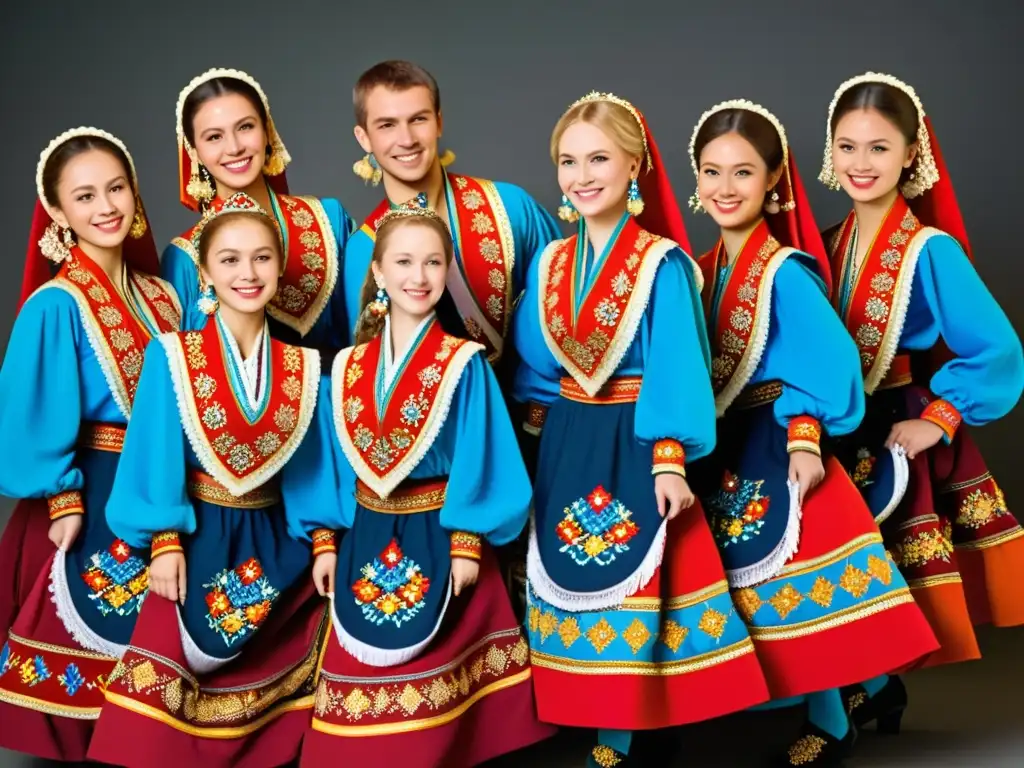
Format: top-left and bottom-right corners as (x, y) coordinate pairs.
(160, 320), (319, 496)
(358, 174), (514, 361)
(538, 217), (675, 397)
(829, 196), (931, 393)
(174, 192), (338, 337)
(50, 249), (181, 417)
(332, 319), (483, 498)
(698, 220), (794, 415)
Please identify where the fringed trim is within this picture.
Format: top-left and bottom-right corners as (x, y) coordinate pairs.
(49, 549), (128, 659)
(328, 579), (453, 668)
(177, 607), (238, 675)
(526, 514), (667, 612)
(874, 445), (910, 525)
(725, 478), (802, 589)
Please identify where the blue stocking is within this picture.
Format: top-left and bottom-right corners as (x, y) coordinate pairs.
(589, 729), (632, 766)
(750, 695), (806, 711)
(862, 674), (889, 698)
(807, 689), (849, 740)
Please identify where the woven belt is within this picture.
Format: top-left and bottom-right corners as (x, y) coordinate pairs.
(355, 478), (447, 514)
(733, 381), (783, 410)
(559, 376), (641, 405)
(187, 470), (279, 509)
(78, 422), (126, 453)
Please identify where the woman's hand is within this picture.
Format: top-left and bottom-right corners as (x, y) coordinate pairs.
(885, 419), (944, 460)
(48, 515), (82, 551)
(150, 552), (187, 604)
(788, 451), (826, 505)
(312, 552), (337, 597)
(655, 474), (696, 520)
(451, 557), (480, 597)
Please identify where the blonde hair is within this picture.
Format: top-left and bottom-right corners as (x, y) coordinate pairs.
(353, 215), (454, 345)
(549, 100), (645, 165)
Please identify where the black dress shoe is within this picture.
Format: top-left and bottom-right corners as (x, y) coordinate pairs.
(841, 675), (907, 733)
(772, 719), (857, 766)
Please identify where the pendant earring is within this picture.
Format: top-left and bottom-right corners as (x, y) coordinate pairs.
(38, 222), (75, 263)
(129, 199), (148, 239)
(354, 153), (383, 186)
(688, 189), (705, 214)
(764, 190), (781, 215)
(626, 177), (644, 217)
(197, 283), (219, 316)
(263, 143), (286, 176)
(557, 194), (579, 223)
(368, 284), (389, 317)
(186, 152), (215, 204)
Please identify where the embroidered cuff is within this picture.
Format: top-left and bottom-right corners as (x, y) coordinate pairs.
(921, 398), (962, 442)
(151, 532), (183, 559)
(312, 528), (338, 556)
(787, 416), (822, 456)
(652, 439), (686, 477)
(523, 401), (548, 437)
(48, 490), (84, 520)
(450, 531), (483, 560)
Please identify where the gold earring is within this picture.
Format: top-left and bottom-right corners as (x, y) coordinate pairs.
(353, 153), (383, 186)
(439, 148), (456, 167)
(186, 149), (215, 203)
(764, 190), (781, 215)
(129, 199), (148, 239)
(688, 189), (705, 214)
(38, 222), (74, 263)
(264, 139), (286, 176)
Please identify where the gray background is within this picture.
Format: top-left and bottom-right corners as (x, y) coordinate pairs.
(2, 1), (1022, 766)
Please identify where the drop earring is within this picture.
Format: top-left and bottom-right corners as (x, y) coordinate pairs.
(557, 194), (579, 223)
(186, 149), (215, 204)
(197, 282), (219, 316)
(764, 190), (781, 215)
(354, 153), (383, 186)
(368, 281), (389, 317)
(688, 189), (705, 214)
(626, 177), (644, 216)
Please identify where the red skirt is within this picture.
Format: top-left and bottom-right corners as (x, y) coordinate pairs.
(730, 457), (939, 697)
(884, 385), (1024, 668)
(0, 550), (115, 762)
(302, 551), (555, 768)
(0, 499), (52, 639)
(527, 505), (771, 730)
(87, 580), (327, 768)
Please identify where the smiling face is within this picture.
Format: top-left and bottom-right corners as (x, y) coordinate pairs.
(556, 120), (639, 223)
(354, 85), (441, 185)
(371, 219), (449, 323)
(832, 107), (917, 204)
(697, 131), (780, 230)
(191, 92), (269, 196)
(48, 148), (135, 251)
(199, 213), (281, 316)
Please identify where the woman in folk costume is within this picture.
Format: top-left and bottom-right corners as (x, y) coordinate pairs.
(87, 195), (327, 768)
(164, 67), (354, 353)
(282, 204), (554, 767)
(0, 128), (181, 761)
(515, 91), (771, 768)
(687, 100), (938, 766)
(820, 72), (1024, 732)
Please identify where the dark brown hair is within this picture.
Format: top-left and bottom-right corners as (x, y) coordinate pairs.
(693, 108), (784, 174)
(353, 60), (440, 127)
(197, 211), (281, 269)
(182, 77), (268, 147)
(831, 82), (919, 187)
(354, 216), (454, 345)
(41, 136), (135, 209)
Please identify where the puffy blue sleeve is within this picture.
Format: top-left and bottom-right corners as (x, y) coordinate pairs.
(494, 181), (562, 298)
(318, 198), (356, 351)
(439, 352), (531, 547)
(512, 242), (563, 408)
(913, 234), (1023, 425)
(105, 339), (195, 548)
(0, 288), (85, 505)
(635, 248), (718, 463)
(342, 229), (374, 340)
(281, 375), (357, 539)
(757, 256), (865, 437)
(160, 240), (207, 332)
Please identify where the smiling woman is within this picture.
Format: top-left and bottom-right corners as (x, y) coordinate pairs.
(162, 68), (355, 356)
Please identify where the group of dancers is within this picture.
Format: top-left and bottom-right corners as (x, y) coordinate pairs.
(0, 59), (1021, 768)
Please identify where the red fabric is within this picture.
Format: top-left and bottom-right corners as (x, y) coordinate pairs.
(634, 111), (692, 255)
(907, 117), (973, 261)
(88, 580), (325, 768)
(177, 144), (290, 211)
(765, 152), (833, 294)
(304, 552), (556, 767)
(19, 199), (161, 311)
(0, 499), (52, 640)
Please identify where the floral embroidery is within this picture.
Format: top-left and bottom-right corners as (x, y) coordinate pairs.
(203, 558), (279, 647)
(556, 485), (640, 566)
(81, 539), (148, 617)
(707, 471), (771, 548)
(957, 485), (1009, 529)
(890, 527), (953, 568)
(351, 539), (431, 628)
(851, 448), (876, 488)
(58, 663), (86, 696)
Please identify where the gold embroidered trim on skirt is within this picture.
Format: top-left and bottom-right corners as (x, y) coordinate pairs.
(78, 422), (127, 453)
(187, 470), (279, 508)
(559, 376), (642, 405)
(356, 478), (447, 514)
(733, 381), (782, 410)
